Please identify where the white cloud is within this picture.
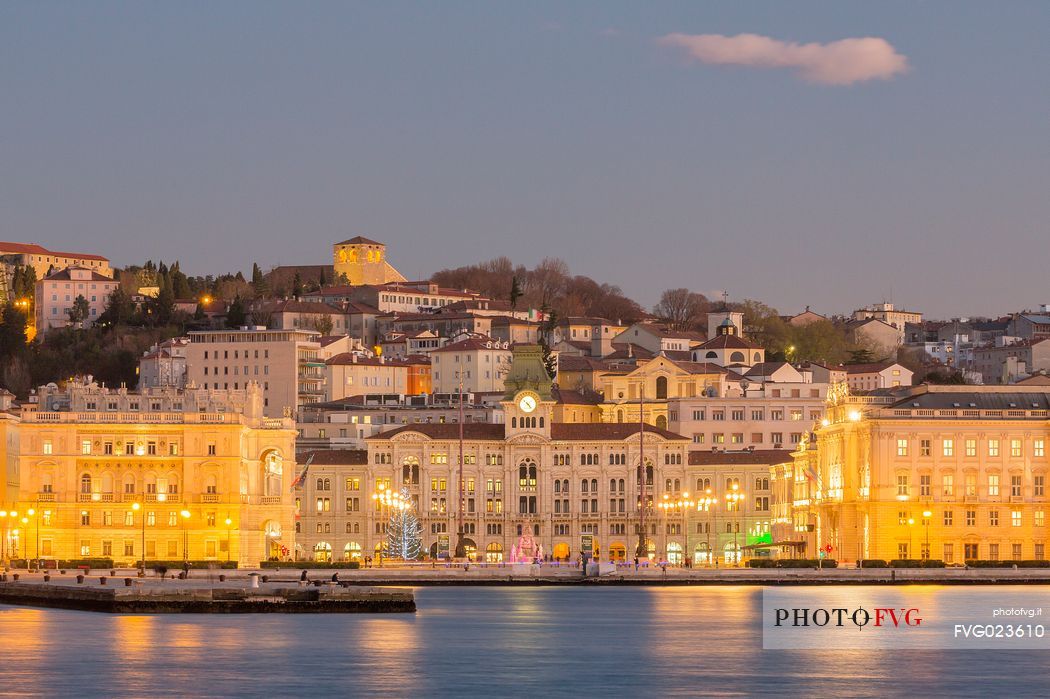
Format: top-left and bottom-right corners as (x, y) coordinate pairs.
(657, 32), (908, 85)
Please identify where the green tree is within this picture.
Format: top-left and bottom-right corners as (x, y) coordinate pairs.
(98, 287), (136, 327)
(0, 304), (29, 359)
(509, 275), (523, 310)
(226, 296), (248, 328)
(145, 286), (175, 326)
(538, 306), (558, 380)
(292, 272), (303, 299)
(68, 295), (90, 327)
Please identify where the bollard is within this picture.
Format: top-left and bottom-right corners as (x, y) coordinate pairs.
(219, 574), (226, 582)
(12, 574), (19, 582)
(76, 574), (85, 584)
(43, 574), (50, 583)
(249, 573), (260, 589)
(124, 578), (132, 587)
(110, 570), (116, 577)
(100, 577), (107, 586)
(261, 575), (269, 583)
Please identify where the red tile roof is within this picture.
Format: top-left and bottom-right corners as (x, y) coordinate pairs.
(696, 334), (763, 351)
(337, 236), (384, 246)
(369, 421), (688, 442)
(299, 449), (370, 465)
(688, 449), (793, 465)
(0, 241), (108, 261)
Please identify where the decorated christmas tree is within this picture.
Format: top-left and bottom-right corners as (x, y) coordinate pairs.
(385, 488), (423, 560)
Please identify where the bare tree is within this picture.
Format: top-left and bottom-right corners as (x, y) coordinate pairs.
(653, 288), (708, 331)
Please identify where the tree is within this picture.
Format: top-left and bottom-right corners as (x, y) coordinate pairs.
(847, 348), (876, 365)
(226, 296), (248, 328)
(145, 286), (176, 327)
(310, 314), (334, 336)
(538, 307), (558, 380)
(653, 288), (708, 331)
(292, 272), (303, 299)
(386, 490), (423, 560)
(318, 267), (328, 288)
(98, 287), (136, 327)
(251, 262), (267, 296)
(0, 304), (28, 359)
(68, 295), (90, 328)
(509, 275), (523, 310)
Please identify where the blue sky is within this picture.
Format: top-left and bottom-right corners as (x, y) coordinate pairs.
(3, 2), (1048, 318)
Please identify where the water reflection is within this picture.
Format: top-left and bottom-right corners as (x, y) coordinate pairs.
(0, 587), (1047, 697)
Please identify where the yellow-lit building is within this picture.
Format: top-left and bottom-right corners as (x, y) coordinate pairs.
(11, 381), (296, 566)
(780, 384), (1050, 564)
(332, 236), (406, 286)
(595, 355), (727, 428)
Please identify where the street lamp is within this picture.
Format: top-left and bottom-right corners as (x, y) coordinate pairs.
(725, 483), (743, 566)
(19, 518), (28, 568)
(697, 489), (718, 567)
(657, 491), (694, 566)
(132, 503), (146, 574)
(225, 518), (233, 564)
(372, 485), (405, 567)
(907, 517), (915, 559)
(27, 508), (38, 571)
(922, 510), (932, 561)
(180, 510), (191, 564)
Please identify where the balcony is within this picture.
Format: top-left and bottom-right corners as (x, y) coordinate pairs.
(144, 493), (180, 503)
(201, 494), (221, 503)
(260, 496), (282, 505)
(36, 492), (56, 502)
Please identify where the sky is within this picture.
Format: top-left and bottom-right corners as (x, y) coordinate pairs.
(3, 2), (1049, 319)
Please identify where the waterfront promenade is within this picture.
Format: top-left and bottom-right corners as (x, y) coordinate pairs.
(5, 564), (1050, 587)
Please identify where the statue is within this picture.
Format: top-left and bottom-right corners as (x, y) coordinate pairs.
(512, 532), (544, 563)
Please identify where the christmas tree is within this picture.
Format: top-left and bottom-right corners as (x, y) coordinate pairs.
(385, 488), (423, 560)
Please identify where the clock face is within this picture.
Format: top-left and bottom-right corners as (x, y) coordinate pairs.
(518, 395), (537, 413)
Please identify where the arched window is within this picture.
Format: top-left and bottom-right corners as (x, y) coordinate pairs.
(344, 542), (362, 561)
(656, 376), (668, 400)
(554, 481), (561, 494)
(754, 352), (761, 362)
(590, 478), (598, 493)
(617, 410), (624, 423)
(610, 478), (616, 493)
(581, 479), (589, 493)
(263, 451), (283, 496)
(316, 477), (324, 491)
(674, 478), (680, 492)
(646, 464), (654, 486)
(705, 351), (717, 359)
(80, 473), (92, 494)
(656, 415), (668, 430)
(729, 351), (746, 363)
(562, 479), (569, 493)
(618, 478), (625, 492)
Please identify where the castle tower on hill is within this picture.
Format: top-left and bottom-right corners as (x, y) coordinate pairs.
(332, 236), (407, 286)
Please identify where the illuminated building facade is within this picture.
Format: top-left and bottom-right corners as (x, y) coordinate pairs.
(11, 381), (296, 566)
(781, 384), (1050, 564)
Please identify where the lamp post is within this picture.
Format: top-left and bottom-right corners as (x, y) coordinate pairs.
(225, 517), (233, 564)
(698, 489), (717, 567)
(725, 483), (743, 566)
(907, 517), (915, 559)
(132, 503), (146, 574)
(180, 510), (191, 564)
(27, 508), (38, 571)
(657, 491), (694, 566)
(922, 510), (932, 561)
(0, 510), (8, 563)
(372, 484), (404, 567)
(19, 518), (28, 568)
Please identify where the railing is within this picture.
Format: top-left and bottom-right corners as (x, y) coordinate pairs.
(36, 492), (56, 502)
(260, 496), (282, 505)
(21, 411), (238, 424)
(201, 494), (221, 503)
(881, 408), (1049, 420)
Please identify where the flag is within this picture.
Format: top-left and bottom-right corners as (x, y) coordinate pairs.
(289, 451), (312, 489)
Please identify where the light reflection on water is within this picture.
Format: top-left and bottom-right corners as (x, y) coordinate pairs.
(0, 586), (1047, 697)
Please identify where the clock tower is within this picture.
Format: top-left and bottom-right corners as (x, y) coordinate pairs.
(502, 344), (554, 438)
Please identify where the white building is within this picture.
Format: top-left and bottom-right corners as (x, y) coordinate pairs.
(34, 266), (119, 333)
(183, 328), (323, 418)
(138, 338), (190, 388)
(431, 335), (512, 394)
(843, 362), (914, 391)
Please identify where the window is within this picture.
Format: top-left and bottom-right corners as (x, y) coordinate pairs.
(965, 509), (976, 526)
(1036, 476), (1045, 498)
(989, 510), (999, 527)
(965, 474), (977, 497)
(942, 439), (954, 457)
(1037, 511), (1046, 527)
(965, 439), (977, 457)
(42, 440), (53, 455)
(896, 439), (908, 457)
(1012, 510), (1022, 527)
(920, 439), (931, 457)
(896, 475), (909, 497)
(964, 543), (978, 560)
(988, 474), (1000, 497)
(988, 439), (1000, 457)
(80, 511), (90, 526)
(989, 543), (999, 561)
(942, 474), (954, 497)
(208, 443), (217, 456)
(1011, 475), (1022, 497)
(919, 474), (931, 497)
(1036, 440), (1045, 458)
(943, 543), (954, 564)
(943, 510), (953, 526)
(1038, 544), (1046, 561)
(1011, 439), (1023, 458)
(81, 440), (92, 455)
